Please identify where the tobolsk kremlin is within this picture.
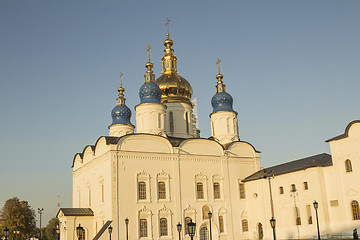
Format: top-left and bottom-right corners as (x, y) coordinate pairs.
(56, 20), (360, 240)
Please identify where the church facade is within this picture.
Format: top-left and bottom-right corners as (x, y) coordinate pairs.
(57, 24), (360, 240)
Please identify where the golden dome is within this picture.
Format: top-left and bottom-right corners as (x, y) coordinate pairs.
(156, 18), (193, 103)
(155, 74), (193, 103)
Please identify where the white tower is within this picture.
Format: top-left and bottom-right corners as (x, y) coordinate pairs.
(108, 73), (135, 137)
(135, 46), (166, 136)
(210, 59), (239, 145)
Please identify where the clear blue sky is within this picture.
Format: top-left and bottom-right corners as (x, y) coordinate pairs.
(1, 0), (359, 226)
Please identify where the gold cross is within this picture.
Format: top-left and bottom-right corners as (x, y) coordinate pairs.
(165, 17), (170, 37)
(216, 58), (221, 74)
(146, 45), (151, 62)
(119, 72), (123, 87)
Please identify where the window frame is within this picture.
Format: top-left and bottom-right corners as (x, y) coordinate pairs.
(352, 200), (360, 220)
(239, 182), (246, 199)
(157, 171), (170, 202)
(345, 159), (353, 173)
(137, 171), (151, 202)
(279, 186), (284, 194)
(242, 219), (249, 232)
(195, 173), (208, 201)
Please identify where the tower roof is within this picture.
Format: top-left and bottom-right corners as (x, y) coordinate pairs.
(155, 18), (193, 103)
(139, 45), (162, 104)
(110, 73), (133, 126)
(211, 59), (235, 113)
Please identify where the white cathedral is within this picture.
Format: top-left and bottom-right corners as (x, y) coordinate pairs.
(57, 23), (360, 240)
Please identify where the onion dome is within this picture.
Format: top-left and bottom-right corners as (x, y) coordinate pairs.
(139, 46), (162, 104)
(110, 73), (133, 126)
(211, 60), (235, 113)
(155, 18), (193, 103)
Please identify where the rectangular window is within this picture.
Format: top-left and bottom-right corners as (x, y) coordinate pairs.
(197, 182), (204, 199)
(330, 200), (339, 207)
(169, 112), (174, 133)
(158, 181), (166, 200)
(160, 218), (168, 236)
(219, 216), (224, 233)
(242, 219), (248, 232)
(303, 182), (308, 190)
(239, 183), (246, 199)
(138, 182), (147, 200)
(214, 182), (221, 199)
(186, 113), (189, 134)
(279, 186), (284, 194)
(140, 219), (148, 237)
(291, 184), (296, 192)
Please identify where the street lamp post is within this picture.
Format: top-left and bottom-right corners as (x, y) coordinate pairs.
(76, 224), (83, 240)
(177, 222), (182, 240)
(187, 220), (196, 240)
(269, 217), (276, 240)
(38, 208), (44, 240)
(313, 201), (320, 240)
(4, 227), (9, 240)
(208, 212), (213, 240)
(108, 225), (113, 240)
(125, 218), (129, 240)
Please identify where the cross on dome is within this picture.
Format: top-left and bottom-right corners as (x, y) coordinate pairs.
(216, 58), (221, 74)
(165, 17), (170, 38)
(146, 45), (151, 62)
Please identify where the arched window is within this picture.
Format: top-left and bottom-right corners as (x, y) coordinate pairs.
(140, 218), (148, 237)
(200, 227), (209, 240)
(169, 112), (174, 133)
(80, 229), (85, 240)
(138, 181), (146, 200)
(202, 205), (210, 219)
(213, 182), (221, 199)
(186, 112), (190, 134)
(184, 217), (191, 235)
(242, 219), (248, 232)
(257, 223), (263, 240)
(239, 183), (246, 199)
(197, 182), (204, 199)
(158, 181), (166, 200)
(160, 218), (168, 236)
(295, 207), (301, 225)
(345, 159), (353, 173)
(219, 216), (224, 233)
(306, 205), (312, 224)
(352, 200), (360, 220)
(291, 184), (296, 192)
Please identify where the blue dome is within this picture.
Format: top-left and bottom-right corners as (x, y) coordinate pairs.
(139, 82), (161, 104)
(111, 104), (132, 125)
(211, 91), (234, 113)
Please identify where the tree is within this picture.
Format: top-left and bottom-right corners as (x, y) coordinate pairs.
(45, 217), (59, 240)
(0, 197), (36, 239)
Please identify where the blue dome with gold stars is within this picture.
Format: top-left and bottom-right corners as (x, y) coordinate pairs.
(139, 82), (161, 104)
(211, 91), (234, 113)
(111, 104), (132, 125)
